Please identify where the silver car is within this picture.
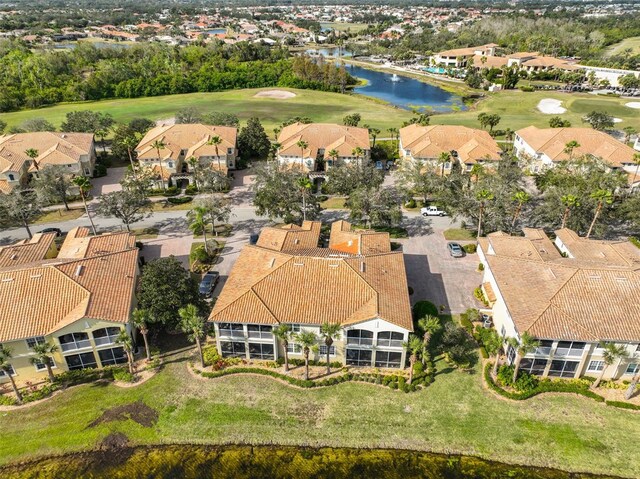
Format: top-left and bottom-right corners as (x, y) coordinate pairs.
(447, 242), (465, 258)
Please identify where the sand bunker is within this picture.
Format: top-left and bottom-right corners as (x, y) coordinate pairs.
(253, 89), (297, 99)
(626, 102), (640, 109)
(613, 117), (623, 123)
(537, 99), (566, 114)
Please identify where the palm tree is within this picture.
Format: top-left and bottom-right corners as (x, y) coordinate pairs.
(72, 176), (97, 236)
(0, 345), (21, 403)
(476, 189), (494, 238)
(319, 323), (341, 375)
(586, 189), (613, 238)
(437, 151), (451, 177)
(208, 135), (223, 171)
(483, 329), (503, 376)
(29, 342), (59, 383)
(369, 127), (381, 148)
(272, 324), (293, 372)
(563, 140), (580, 160)
(327, 149), (339, 168)
(188, 206), (210, 254)
(387, 127), (399, 151)
(631, 153), (640, 188)
(131, 308), (152, 362)
(151, 139), (167, 192)
(122, 136), (139, 172)
(270, 142), (281, 163)
(417, 315), (440, 364)
(25, 148), (40, 173)
(188, 156), (199, 189)
(296, 140), (308, 168)
(592, 342), (628, 389)
(178, 304), (207, 368)
(295, 331), (318, 381)
(95, 128), (109, 155)
(403, 335), (423, 384)
(116, 329), (135, 375)
(470, 163), (484, 185)
(507, 333), (540, 383)
(352, 146), (364, 167)
(297, 177), (312, 221)
(560, 194), (580, 229)
(510, 191), (531, 234)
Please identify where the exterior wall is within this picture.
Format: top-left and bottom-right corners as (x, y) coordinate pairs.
(513, 134), (552, 172)
(0, 318), (130, 385)
(579, 65), (640, 88)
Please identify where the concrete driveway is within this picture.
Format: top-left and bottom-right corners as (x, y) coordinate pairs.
(401, 214), (482, 314)
(91, 167), (125, 197)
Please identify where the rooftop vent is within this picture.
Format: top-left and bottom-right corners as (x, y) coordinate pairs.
(268, 258), (275, 268)
(1, 277), (13, 282)
(30, 274), (42, 279)
(547, 268), (556, 279)
(75, 265), (84, 277)
(347, 240), (353, 247)
(360, 262), (366, 273)
(10, 254), (17, 260)
(293, 262), (304, 266)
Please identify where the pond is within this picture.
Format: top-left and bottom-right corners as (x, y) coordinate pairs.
(345, 63), (466, 112)
(306, 47), (353, 58)
(0, 444), (624, 479)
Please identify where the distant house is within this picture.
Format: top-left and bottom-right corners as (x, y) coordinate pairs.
(432, 44), (498, 68)
(0, 132), (96, 194)
(0, 228), (139, 385)
(276, 122), (370, 173)
(209, 220), (413, 369)
(135, 123), (238, 188)
(506, 52), (580, 73)
(478, 228), (640, 380)
(514, 126), (638, 176)
(399, 124), (501, 173)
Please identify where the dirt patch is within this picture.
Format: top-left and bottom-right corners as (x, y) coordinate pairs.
(99, 432), (130, 450)
(88, 401), (158, 429)
(253, 89), (297, 99)
(155, 117), (175, 126)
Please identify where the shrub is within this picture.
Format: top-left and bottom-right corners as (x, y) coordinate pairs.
(0, 394), (17, 406)
(203, 344), (222, 367)
(479, 346), (488, 359)
(93, 164), (107, 177)
(496, 364), (515, 387)
(405, 198), (416, 208)
(165, 186), (179, 196)
(185, 185), (198, 196)
(478, 263), (484, 271)
(605, 400), (640, 411)
(463, 243), (477, 254)
(190, 245), (210, 263)
(412, 301), (439, 320)
(459, 314), (473, 333)
(514, 371), (539, 392)
(113, 369), (134, 383)
(473, 287), (488, 306)
(519, 85), (535, 92)
(167, 196), (193, 205)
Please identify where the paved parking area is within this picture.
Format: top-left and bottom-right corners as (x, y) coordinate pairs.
(401, 214), (482, 314)
(90, 167), (125, 197)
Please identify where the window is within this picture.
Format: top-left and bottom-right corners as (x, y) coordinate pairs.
(375, 351), (402, 368)
(58, 332), (91, 352)
(25, 336), (46, 349)
(548, 360), (579, 378)
(636, 344), (640, 352)
(227, 148), (233, 155)
(346, 349), (372, 366)
(532, 340), (553, 356)
(555, 341), (585, 357)
(626, 363), (639, 375)
(587, 360), (604, 372)
(218, 323), (244, 338)
(248, 343), (274, 360)
(167, 161), (174, 168)
(0, 364), (16, 376)
(287, 343), (302, 354)
(346, 329), (373, 346)
(33, 358), (56, 371)
(247, 325), (272, 340)
(319, 345), (336, 356)
(7, 174), (14, 181)
(98, 347), (127, 366)
(377, 331), (404, 348)
(220, 341), (246, 358)
(519, 358), (547, 375)
(286, 324), (301, 333)
(64, 352), (98, 370)
(92, 327), (122, 347)
(506, 344), (516, 365)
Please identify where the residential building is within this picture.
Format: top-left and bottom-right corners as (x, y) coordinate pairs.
(135, 123), (238, 188)
(399, 124), (502, 173)
(478, 228), (640, 380)
(506, 52), (580, 73)
(276, 122), (370, 173)
(432, 44), (498, 68)
(0, 227), (138, 385)
(514, 126), (638, 176)
(209, 220), (413, 369)
(0, 132), (96, 194)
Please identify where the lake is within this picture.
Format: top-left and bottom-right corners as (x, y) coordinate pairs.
(346, 63), (466, 112)
(0, 444), (623, 479)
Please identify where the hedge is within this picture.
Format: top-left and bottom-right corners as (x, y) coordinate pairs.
(167, 196), (193, 205)
(605, 400), (640, 411)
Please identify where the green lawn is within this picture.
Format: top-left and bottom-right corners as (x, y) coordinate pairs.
(443, 228), (476, 241)
(320, 196), (347, 209)
(604, 36), (640, 56)
(322, 22), (369, 33)
(33, 208), (84, 224)
(0, 88), (413, 133)
(433, 90), (640, 132)
(0, 353), (638, 477)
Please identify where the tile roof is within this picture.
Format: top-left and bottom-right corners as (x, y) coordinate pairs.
(58, 229), (136, 259)
(515, 127), (636, 167)
(210, 222), (412, 331)
(0, 132), (93, 172)
(0, 249), (138, 342)
(481, 228), (640, 342)
(136, 124), (237, 161)
(329, 220), (391, 255)
(0, 233), (57, 268)
(256, 221), (321, 252)
(400, 124), (501, 163)
(277, 123), (369, 160)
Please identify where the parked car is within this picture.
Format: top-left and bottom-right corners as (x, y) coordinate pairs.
(39, 227), (63, 237)
(199, 271), (220, 297)
(447, 242), (464, 258)
(421, 206), (447, 217)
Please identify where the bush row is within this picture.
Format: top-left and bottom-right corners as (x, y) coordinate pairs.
(167, 196), (193, 205)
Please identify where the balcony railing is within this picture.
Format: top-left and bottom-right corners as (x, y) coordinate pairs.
(376, 339), (404, 349)
(347, 337), (373, 347)
(60, 339), (92, 352)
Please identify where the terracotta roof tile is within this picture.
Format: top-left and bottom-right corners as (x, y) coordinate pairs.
(0, 233), (56, 268)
